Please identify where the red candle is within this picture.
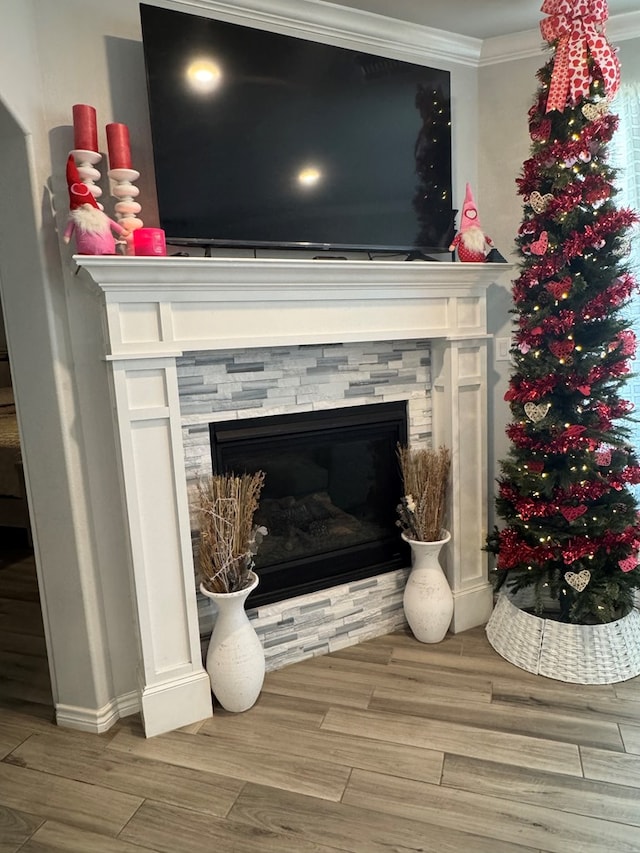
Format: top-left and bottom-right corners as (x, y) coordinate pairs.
(106, 122), (132, 169)
(72, 104), (98, 152)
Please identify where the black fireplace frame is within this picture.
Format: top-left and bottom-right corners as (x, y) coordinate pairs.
(209, 401), (409, 607)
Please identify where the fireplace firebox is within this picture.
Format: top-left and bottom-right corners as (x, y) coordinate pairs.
(209, 401), (408, 606)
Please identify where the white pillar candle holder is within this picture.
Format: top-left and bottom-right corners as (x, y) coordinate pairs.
(108, 167), (143, 255)
(70, 149), (103, 210)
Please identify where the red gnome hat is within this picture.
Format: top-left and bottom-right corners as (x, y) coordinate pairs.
(66, 154), (98, 210)
(458, 182), (481, 232)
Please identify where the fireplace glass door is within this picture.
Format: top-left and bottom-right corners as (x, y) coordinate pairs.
(209, 401), (408, 606)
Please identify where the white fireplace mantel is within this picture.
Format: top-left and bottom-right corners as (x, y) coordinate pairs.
(76, 255), (507, 737)
(81, 256), (499, 356)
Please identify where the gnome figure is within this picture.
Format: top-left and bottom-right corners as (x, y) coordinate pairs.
(449, 183), (494, 262)
(63, 155), (128, 254)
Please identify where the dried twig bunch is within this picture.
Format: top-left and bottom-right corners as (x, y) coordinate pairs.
(396, 445), (451, 542)
(197, 470), (266, 593)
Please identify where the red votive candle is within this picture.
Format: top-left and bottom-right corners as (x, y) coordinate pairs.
(133, 228), (166, 256)
(72, 104), (98, 152)
(106, 122), (132, 169)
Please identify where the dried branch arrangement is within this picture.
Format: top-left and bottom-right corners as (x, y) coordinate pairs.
(197, 470), (266, 594)
(397, 445), (451, 542)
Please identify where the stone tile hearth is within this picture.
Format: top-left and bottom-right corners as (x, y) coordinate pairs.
(180, 338), (433, 670)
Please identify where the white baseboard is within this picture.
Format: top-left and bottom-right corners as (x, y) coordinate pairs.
(57, 671), (214, 738)
(140, 671), (213, 738)
(55, 690), (140, 734)
(451, 582), (494, 633)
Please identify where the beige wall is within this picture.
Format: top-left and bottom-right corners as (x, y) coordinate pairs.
(0, 0), (170, 724)
(0, 2), (139, 717)
(479, 53), (542, 526)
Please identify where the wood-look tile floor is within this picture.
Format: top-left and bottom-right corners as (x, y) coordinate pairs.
(2, 540), (640, 852)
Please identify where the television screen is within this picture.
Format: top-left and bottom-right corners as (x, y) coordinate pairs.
(139, 4), (454, 254)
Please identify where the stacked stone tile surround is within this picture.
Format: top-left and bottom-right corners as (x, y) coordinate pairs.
(177, 338), (432, 671)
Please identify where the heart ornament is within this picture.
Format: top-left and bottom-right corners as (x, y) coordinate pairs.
(619, 557), (638, 574)
(524, 402), (551, 423)
(531, 118), (551, 142)
(560, 505), (587, 522)
(582, 100), (609, 121)
(565, 570), (591, 592)
(529, 191), (554, 214)
(545, 277), (572, 300)
(595, 446), (612, 466)
(549, 339), (575, 359)
(528, 231), (549, 256)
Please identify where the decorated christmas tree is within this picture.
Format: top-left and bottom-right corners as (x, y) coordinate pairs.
(487, 0), (640, 624)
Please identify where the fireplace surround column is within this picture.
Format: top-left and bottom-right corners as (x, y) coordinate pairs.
(432, 337), (492, 631)
(108, 355), (213, 736)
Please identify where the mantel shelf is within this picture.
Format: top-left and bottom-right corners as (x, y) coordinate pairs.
(76, 255), (507, 289)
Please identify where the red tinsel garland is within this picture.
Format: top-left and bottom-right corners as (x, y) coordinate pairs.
(585, 358), (632, 384)
(543, 309), (577, 335)
(615, 330), (638, 358)
(513, 259), (565, 300)
(519, 175), (612, 218)
(505, 375), (557, 403)
(496, 524), (640, 571)
(620, 465), (640, 485)
(512, 219), (637, 305)
(518, 121), (619, 197)
(565, 480), (610, 500)
(561, 209), (637, 261)
(580, 275), (636, 319)
(500, 471), (640, 521)
(518, 114), (618, 189)
(506, 348), (634, 402)
(507, 422), (600, 453)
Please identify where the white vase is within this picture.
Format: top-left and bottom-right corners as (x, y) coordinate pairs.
(402, 530), (453, 643)
(200, 570), (265, 712)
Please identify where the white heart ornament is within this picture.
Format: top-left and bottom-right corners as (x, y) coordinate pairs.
(582, 100), (609, 121)
(565, 570), (591, 592)
(529, 191), (554, 214)
(524, 402), (551, 423)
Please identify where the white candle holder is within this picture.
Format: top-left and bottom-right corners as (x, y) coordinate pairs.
(108, 167), (143, 255)
(70, 149), (103, 210)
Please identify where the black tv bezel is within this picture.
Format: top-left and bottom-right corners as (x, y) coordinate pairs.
(139, 3), (455, 257)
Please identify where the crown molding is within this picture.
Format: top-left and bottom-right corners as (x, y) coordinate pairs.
(149, 1), (640, 69)
(479, 29), (545, 67)
(608, 11), (640, 43)
(480, 11), (640, 67)
(158, 0), (482, 66)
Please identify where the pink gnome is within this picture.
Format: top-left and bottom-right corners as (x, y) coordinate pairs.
(449, 183), (494, 262)
(63, 155), (128, 254)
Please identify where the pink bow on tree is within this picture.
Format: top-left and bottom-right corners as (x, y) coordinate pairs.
(540, 0), (621, 113)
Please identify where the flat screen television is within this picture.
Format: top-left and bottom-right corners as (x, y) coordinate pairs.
(139, 3), (454, 255)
